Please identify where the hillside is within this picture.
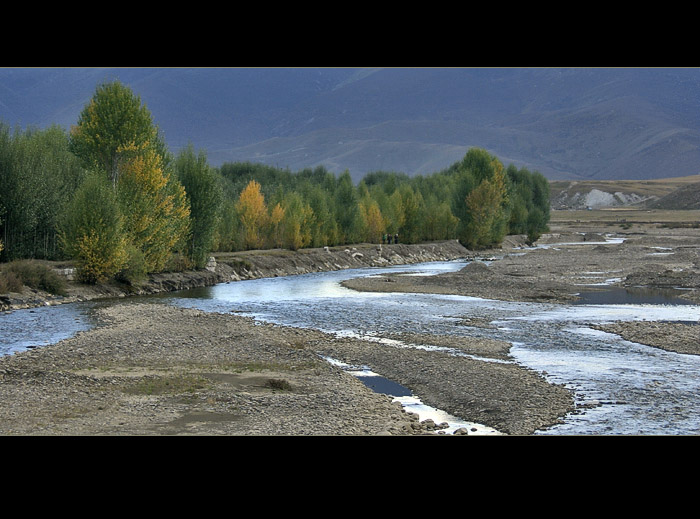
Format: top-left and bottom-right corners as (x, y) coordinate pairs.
(2, 67), (700, 182)
(647, 179), (700, 209)
(549, 174), (700, 209)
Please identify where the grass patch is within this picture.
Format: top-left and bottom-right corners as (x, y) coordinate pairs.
(267, 378), (293, 391)
(124, 375), (210, 396)
(0, 260), (67, 295)
(223, 360), (318, 373)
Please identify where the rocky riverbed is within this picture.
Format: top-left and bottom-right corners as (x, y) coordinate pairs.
(343, 223), (700, 356)
(2, 214), (698, 435)
(0, 300), (575, 435)
(0, 303), (447, 435)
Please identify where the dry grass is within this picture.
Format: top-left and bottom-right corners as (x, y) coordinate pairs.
(550, 174), (700, 200)
(550, 208), (700, 226)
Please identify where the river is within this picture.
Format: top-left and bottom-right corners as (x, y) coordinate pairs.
(2, 257), (700, 435)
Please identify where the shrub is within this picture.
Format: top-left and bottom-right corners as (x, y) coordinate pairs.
(0, 270), (23, 293)
(58, 173), (127, 284)
(114, 242), (148, 285)
(1, 260), (66, 295)
(267, 378), (293, 391)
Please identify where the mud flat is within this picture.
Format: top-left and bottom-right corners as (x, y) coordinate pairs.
(0, 301), (575, 436)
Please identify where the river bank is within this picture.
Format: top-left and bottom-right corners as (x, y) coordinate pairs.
(1, 240), (471, 312)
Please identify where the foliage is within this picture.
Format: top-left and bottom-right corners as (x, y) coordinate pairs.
(69, 81), (165, 187)
(0, 269), (22, 293)
(0, 260), (67, 295)
(58, 173), (127, 283)
(174, 144), (222, 268)
(236, 180), (268, 250)
(0, 123), (86, 261)
(1, 76), (551, 280)
(211, 148), (550, 253)
(278, 191), (313, 250)
(116, 144), (190, 273)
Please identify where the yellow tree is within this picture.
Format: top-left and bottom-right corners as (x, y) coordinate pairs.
(117, 143), (190, 273)
(361, 199), (385, 243)
(236, 180), (268, 250)
(268, 202), (285, 249)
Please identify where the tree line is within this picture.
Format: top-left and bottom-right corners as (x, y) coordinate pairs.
(0, 80), (550, 285)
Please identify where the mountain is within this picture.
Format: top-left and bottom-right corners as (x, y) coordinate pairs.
(2, 67), (700, 182)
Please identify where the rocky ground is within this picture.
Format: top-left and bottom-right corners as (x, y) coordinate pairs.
(1, 212), (698, 436)
(0, 303), (443, 435)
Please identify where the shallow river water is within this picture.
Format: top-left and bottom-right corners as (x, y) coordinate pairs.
(2, 258), (700, 435)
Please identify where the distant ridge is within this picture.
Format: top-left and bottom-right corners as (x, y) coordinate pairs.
(550, 175), (700, 209)
(647, 180), (700, 210)
(2, 67), (700, 182)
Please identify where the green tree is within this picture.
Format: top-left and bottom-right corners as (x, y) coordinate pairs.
(454, 149), (509, 249)
(174, 144), (222, 268)
(58, 173), (127, 283)
(334, 171), (364, 244)
(395, 184), (424, 244)
(69, 80), (165, 188)
(279, 191), (313, 250)
(0, 124), (85, 261)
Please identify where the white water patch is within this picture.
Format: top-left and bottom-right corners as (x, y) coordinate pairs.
(566, 326), (621, 340)
(505, 302), (700, 325)
(392, 396), (502, 435)
(337, 329), (512, 364)
(576, 277), (624, 286)
(323, 356), (502, 435)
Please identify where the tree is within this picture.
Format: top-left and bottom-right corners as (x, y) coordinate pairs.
(58, 173), (127, 283)
(69, 80), (164, 188)
(361, 198), (386, 243)
(0, 124), (85, 261)
(174, 145), (222, 268)
(455, 149), (509, 249)
(116, 144), (190, 273)
(236, 180), (268, 250)
(279, 191), (313, 250)
(395, 184), (424, 244)
(334, 171), (364, 244)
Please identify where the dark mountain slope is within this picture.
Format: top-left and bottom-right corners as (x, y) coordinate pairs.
(2, 67), (700, 182)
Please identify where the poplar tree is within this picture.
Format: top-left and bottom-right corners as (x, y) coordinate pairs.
(116, 144), (190, 273)
(69, 81), (165, 188)
(58, 173), (127, 283)
(174, 145), (222, 268)
(236, 180), (268, 249)
(67, 80), (190, 278)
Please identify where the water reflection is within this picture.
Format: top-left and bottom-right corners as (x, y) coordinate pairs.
(0, 303), (97, 356)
